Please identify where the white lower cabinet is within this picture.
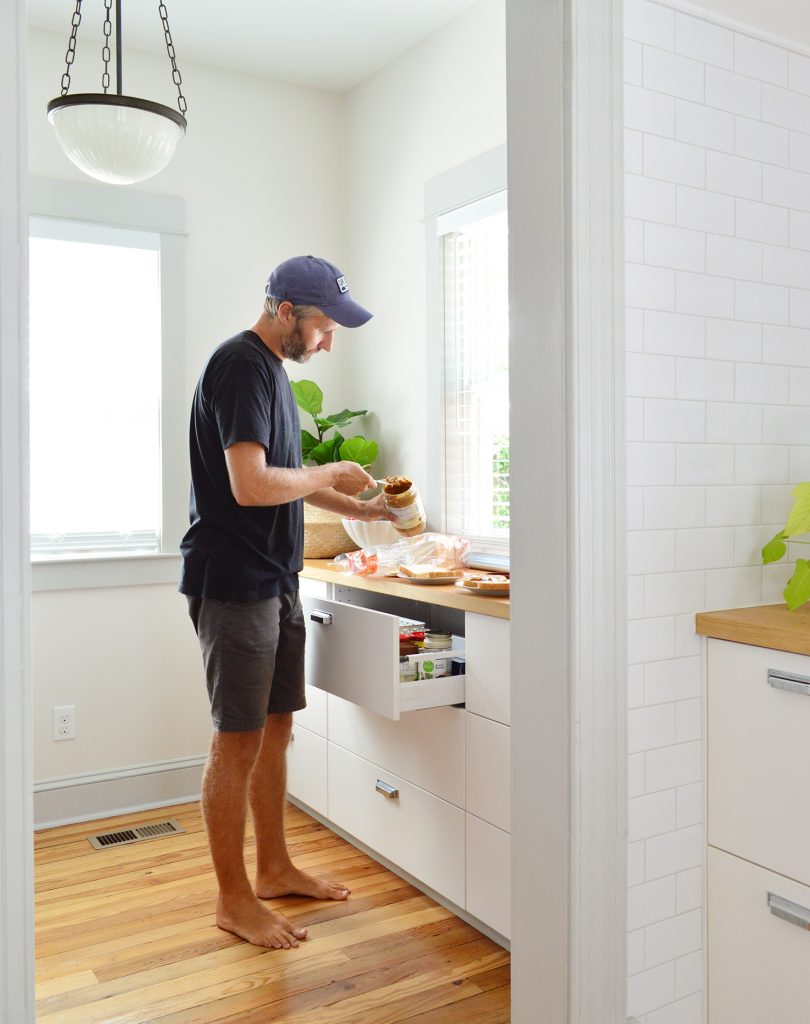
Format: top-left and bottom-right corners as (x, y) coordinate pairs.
(293, 683), (328, 737)
(466, 813), (511, 939)
(286, 723), (327, 817)
(709, 846), (810, 1024)
(327, 741), (466, 908)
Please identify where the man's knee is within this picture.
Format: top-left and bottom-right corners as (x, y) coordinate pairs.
(209, 727), (264, 770)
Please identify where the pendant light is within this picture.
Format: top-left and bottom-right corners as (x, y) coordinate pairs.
(47, 0), (188, 186)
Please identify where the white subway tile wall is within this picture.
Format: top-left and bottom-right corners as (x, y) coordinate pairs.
(624, 2), (810, 1020)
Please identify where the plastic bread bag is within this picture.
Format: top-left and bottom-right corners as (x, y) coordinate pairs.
(374, 533), (470, 576)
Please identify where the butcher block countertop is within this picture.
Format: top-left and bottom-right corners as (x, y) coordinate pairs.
(300, 559), (510, 620)
(695, 603), (810, 657)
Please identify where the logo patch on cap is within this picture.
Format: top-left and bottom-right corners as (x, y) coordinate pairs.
(336, 275), (349, 294)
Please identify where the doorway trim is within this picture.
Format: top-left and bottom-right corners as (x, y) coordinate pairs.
(508, 0), (627, 1020)
(0, 1), (34, 1021)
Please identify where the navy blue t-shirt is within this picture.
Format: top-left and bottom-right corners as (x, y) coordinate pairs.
(179, 330), (303, 601)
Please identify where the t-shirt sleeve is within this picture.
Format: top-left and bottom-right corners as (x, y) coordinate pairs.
(209, 352), (274, 453)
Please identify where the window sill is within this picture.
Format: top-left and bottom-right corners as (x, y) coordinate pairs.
(32, 551), (182, 593)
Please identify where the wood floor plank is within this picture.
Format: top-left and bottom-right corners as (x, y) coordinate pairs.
(35, 800), (511, 1023)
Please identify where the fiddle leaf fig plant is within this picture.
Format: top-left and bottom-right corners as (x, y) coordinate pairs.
(762, 481), (810, 609)
(291, 379), (379, 469)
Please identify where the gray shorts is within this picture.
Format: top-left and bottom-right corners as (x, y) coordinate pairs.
(186, 591), (307, 732)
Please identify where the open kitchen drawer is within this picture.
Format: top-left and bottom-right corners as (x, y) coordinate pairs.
(301, 589), (465, 720)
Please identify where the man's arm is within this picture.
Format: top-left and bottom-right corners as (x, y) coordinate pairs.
(224, 441), (376, 506)
(305, 487), (390, 522)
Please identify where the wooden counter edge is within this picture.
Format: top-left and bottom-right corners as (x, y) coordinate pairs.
(695, 603), (810, 657)
(300, 559), (510, 620)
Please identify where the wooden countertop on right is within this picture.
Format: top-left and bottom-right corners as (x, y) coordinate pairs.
(695, 603), (810, 657)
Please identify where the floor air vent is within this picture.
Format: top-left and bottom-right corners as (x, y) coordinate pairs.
(88, 818), (185, 851)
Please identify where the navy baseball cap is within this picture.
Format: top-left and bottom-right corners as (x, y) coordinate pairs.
(265, 255), (373, 328)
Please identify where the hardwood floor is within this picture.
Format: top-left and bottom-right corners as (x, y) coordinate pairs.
(34, 801), (511, 1023)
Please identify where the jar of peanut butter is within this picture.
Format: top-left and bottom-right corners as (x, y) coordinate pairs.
(382, 476), (426, 536)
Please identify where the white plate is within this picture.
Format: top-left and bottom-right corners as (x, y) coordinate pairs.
(454, 580), (510, 596)
(395, 573), (460, 585)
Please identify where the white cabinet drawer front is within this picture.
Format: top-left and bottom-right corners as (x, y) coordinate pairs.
(708, 639), (810, 886)
(465, 613), (510, 725)
(294, 684), (327, 737)
(327, 742), (465, 907)
(466, 713), (511, 832)
(709, 846), (810, 1024)
(301, 595), (464, 720)
(466, 813), (511, 939)
(299, 578), (329, 600)
(328, 695), (465, 807)
(286, 724), (327, 817)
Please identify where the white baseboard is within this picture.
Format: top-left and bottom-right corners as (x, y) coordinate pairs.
(33, 755), (206, 829)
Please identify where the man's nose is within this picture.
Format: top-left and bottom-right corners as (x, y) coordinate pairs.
(319, 335), (334, 352)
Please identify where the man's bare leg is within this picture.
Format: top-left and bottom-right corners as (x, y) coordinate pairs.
(251, 712), (350, 901)
(201, 728), (309, 948)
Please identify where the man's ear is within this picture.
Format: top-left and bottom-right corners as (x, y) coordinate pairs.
(277, 300), (296, 324)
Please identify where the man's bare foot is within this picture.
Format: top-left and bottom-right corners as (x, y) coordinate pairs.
(216, 895), (308, 949)
(256, 865), (350, 902)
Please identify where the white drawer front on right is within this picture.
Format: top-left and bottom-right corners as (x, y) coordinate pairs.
(709, 845), (810, 1024)
(327, 741), (465, 908)
(464, 613), (510, 726)
(466, 712), (511, 833)
(708, 639), (810, 887)
(466, 813), (511, 939)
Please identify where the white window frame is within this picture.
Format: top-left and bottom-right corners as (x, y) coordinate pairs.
(424, 145), (508, 541)
(28, 176), (187, 592)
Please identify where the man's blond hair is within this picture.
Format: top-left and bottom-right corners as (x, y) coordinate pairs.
(264, 296), (324, 320)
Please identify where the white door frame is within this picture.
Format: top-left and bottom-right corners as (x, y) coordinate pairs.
(0, 1), (35, 1022)
(0, 1), (626, 1021)
(508, 0), (626, 1021)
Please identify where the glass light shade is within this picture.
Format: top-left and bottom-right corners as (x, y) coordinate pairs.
(47, 95), (186, 185)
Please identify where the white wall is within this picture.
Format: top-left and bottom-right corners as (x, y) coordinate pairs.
(25, 5), (506, 796)
(341, 0), (507, 493)
(624, 2), (810, 1020)
(27, 28), (345, 791)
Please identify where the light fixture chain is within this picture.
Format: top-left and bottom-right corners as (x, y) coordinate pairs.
(60, 0), (83, 96)
(158, 3), (188, 117)
(101, 0), (113, 93)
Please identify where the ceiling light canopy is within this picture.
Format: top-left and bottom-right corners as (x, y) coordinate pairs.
(47, 0), (188, 186)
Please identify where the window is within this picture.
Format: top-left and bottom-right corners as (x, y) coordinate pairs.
(29, 219), (162, 556)
(28, 176), (186, 582)
(439, 192), (509, 548)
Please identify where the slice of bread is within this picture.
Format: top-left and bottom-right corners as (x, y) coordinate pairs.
(399, 563), (462, 579)
(461, 574), (510, 591)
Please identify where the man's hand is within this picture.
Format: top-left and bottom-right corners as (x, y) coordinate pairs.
(328, 462), (377, 496)
(353, 492), (397, 522)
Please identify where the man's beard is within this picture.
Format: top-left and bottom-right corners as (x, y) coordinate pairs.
(279, 323), (311, 363)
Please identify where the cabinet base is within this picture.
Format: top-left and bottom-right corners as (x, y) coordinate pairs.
(286, 794), (511, 952)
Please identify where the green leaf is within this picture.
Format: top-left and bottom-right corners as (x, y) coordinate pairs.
(762, 531), (788, 564)
(783, 482), (810, 537)
(309, 437), (341, 464)
(339, 436), (378, 467)
(784, 558), (810, 610)
(331, 432), (345, 461)
(290, 379), (323, 416)
(324, 408), (367, 428)
(314, 416), (336, 435)
(300, 430), (319, 460)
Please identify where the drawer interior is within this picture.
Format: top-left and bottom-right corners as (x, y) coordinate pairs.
(333, 584), (465, 638)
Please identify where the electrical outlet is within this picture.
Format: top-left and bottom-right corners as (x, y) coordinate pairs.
(53, 705), (76, 741)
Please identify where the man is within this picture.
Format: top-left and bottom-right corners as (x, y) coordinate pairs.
(180, 255), (389, 950)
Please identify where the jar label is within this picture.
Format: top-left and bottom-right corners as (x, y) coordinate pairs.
(387, 502), (425, 529)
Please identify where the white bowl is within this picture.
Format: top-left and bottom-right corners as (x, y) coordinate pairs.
(341, 518), (400, 549)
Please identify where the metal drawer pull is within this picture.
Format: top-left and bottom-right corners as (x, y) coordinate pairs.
(768, 892), (810, 931)
(767, 668), (810, 697)
(375, 779), (399, 799)
(309, 610), (333, 626)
